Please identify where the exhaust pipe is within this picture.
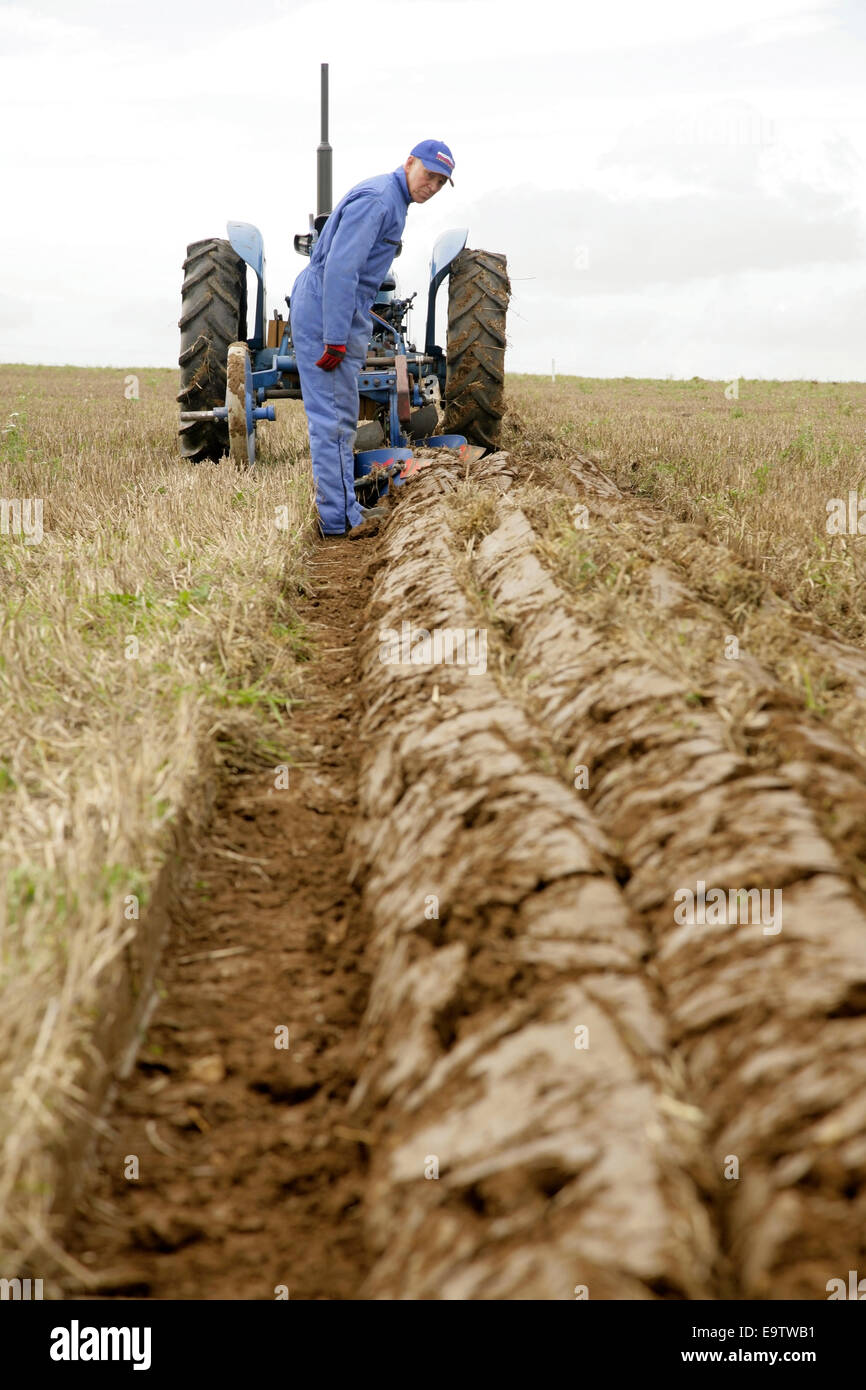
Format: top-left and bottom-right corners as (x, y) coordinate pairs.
(317, 62), (332, 219)
(293, 62), (333, 255)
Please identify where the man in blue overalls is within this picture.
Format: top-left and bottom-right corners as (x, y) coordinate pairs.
(290, 139), (455, 538)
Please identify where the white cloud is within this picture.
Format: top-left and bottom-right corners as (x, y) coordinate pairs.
(0, 0), (864, 378)
(0, 5), (98, 50)
(742, 10), (839, 44)
(283, 0), (839, 64)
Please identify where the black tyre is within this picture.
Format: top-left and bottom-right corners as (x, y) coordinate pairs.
(177, 238), (247, 461)
(354, 420), (386, 452)
(443, 248), (510, 449)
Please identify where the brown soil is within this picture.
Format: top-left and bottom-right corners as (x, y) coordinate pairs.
(62, 537), (379, 1299)
(467, 458), (866, 1298)
(61, 449), (866, 1300)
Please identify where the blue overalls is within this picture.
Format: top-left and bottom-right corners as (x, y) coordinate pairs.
(290, 167), (412, 534)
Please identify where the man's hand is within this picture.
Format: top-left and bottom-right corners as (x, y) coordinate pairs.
(316, 343), (346, 371)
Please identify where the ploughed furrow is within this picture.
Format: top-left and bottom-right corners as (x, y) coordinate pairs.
(61, 544), (377, 1300)
(343, 458), (717, 1300)
(456, 454), (866, 1300)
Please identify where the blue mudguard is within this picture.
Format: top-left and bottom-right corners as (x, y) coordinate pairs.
(424, 227), (468, 354)
(227, 221), (266, 352)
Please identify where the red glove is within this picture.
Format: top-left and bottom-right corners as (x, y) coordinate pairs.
(316, 343), (346, 371)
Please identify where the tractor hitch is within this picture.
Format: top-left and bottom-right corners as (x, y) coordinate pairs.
(179, 405), (275, 423)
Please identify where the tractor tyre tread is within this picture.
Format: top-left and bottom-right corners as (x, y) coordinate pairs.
(443, 249), (510, 449)
(177, 238), (247, 461)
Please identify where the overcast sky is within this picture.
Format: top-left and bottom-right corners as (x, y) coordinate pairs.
(1, 0), (865, 378)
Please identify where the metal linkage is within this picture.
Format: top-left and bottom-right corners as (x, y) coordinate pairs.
(179, 405), (275, 423)
(353, 461), (405, 493)
(364, 355), (435, 367)
(180, 406), (228, 421)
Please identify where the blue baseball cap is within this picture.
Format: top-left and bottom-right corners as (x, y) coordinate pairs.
(410, 139), (455, 185)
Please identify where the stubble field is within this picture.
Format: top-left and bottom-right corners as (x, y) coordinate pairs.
(1, 365), (865, 1298)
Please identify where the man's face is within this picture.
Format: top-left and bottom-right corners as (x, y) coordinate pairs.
(404, 155), (448, 202)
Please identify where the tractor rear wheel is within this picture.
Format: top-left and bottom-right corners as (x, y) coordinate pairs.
(443, 249), (510, 450)
(177, 238), (247, 461)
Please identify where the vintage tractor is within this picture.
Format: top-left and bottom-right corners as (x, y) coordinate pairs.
(177, 65), (509, 497)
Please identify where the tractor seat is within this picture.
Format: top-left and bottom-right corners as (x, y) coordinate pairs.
(379, 273), (396, 293)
